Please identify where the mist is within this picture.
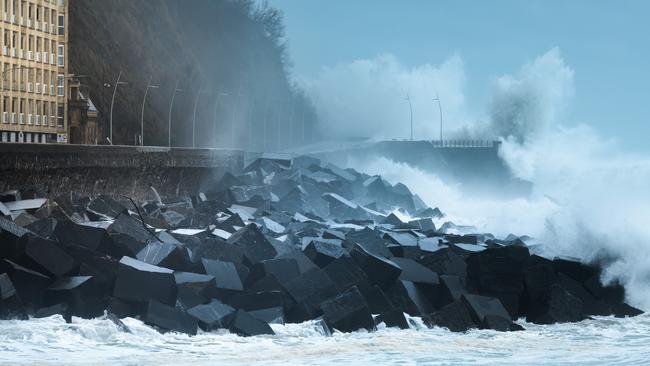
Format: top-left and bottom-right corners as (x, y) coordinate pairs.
(311, 48), (650, 310)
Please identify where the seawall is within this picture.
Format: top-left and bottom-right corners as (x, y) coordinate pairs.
(0, 144), (244, 200)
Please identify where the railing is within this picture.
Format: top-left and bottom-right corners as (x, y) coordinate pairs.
(430, 140), (501, 148)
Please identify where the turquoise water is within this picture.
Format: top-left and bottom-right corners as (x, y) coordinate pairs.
(1, 314), (648, 365)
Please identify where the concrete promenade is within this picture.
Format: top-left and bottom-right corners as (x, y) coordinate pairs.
(0, 143), (244, 200)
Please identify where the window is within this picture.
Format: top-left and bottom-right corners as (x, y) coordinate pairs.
(57, 74), (64, 96)
(57, 44), (64, 66)
(58, 14), (64, 35)
(57, 105), (63, 128)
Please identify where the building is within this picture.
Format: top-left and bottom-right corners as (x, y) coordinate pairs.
(0, 0), (68, 144)
(68, 77), (99, 145)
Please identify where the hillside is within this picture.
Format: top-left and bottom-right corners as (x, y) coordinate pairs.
(69, 0), (317, 149)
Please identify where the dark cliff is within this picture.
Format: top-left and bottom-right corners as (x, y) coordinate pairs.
(69, 0), (317, 149)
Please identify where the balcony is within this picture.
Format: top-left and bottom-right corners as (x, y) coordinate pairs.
(50, 115), (55, 127)
(11, 113), (16, 124)
(28, 82), (33, 92)
(50, 54), (55, 64)
(50, 85), (55, 95)
(19, 16), (23, 26)
(18, 49), (23, 59)
(36, 115), (41, 125)
(35, 21), (40, 30)
(36, 83), (41, 94)
(35, 52), (41, 62)
(11, 48), (16, 57)
(28, 114), (33, 125)
(42, 52), (47, 63)
(10, 14), (15, 24)
(43, 116), (48, 126)
(2, 46), (7, 56)
(19, 113), (24, 125)
(44, 23), (49, 33)
(2, 112), (7, 124)
(26, 18), (31, 27)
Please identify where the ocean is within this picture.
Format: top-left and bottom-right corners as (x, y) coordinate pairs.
(1, 314), (648, 365)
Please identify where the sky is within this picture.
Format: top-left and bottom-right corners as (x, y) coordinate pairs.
(266, 0), (650, 151)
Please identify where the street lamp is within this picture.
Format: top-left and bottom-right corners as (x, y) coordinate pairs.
(140, 75), (159, 146)
(212, 91), (229, 147)
(432, 94), (443, 142)
(109, 70), (128, 145)
(405, 95), (413, 141)
(192, 82), (208, 148)
(168, 80), (184, 148)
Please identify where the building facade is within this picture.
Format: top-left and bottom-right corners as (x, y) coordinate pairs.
(68, 77), (99, 145)
(0, 0), (68, 144)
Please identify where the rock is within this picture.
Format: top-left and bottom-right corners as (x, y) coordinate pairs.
(552, 257), (599, 283)
(136, 242), (191, 272)
(46, 276), (104, 318)
(24, 237), (76, 277)
(424, 300), (476, 332)
(86, 195), (128, 220)
(107, 213), (157, 257)
(467, 246), (529, 318)
(174, 272), (218, 310)
(0, 217), (32, 260)
(107, 297), (145, 319)
(113, 256), (176, 305)
(33, 303), (71, 322)
(227, 291), (284, 312)
(187, 299), (235, 331)
(227, 224), (277, 266)
(303, 240), (346, 268)
(376, 309), (409, 329)
(360, 284), (395, 314)
(527, 284), (585, 324)
(249, 306), (285, 324)
(320, 286), (375, 333)
(557, 273), (611, 316)
(245, 258), (301, 288)
(612, 303), (644, 318)
(53, 221), (114, 254)
(323, 256), (369, 292)
(419, 247), (467, 278)
(276, 250), (318, 274)
(524, 259), (558, 302)
(461, 294), (511, 326)
(283, 267), (338, 318)
(384, 280), (434, 316)
(2, 260), (51, 308)
(201, 259), (244, 292)
(382, 213), (405, 226)
(144, 300), (198, 335)
(193, 239), (245, 265)
(383, 232), (419, 247)
(0, 273), (27, 319)
(227, 309), (275, 336)
(346, 227), (392, 258)
(391, 257), (440, 285)
(350, 244), (402, 287)
(438, 275), (467, 308)
(408, 218), (436, 232)
(416, 207), (444, 219)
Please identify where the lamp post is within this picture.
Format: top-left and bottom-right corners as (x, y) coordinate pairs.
(191, 83), (208, 148)
(433, 94), (443, 142)
(140, 74), (159, 146)
(405, 95), (413, 141)
(168, 80), (184, 148)
(212, 91), (228, 147)
(109, 70), (128, 145)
